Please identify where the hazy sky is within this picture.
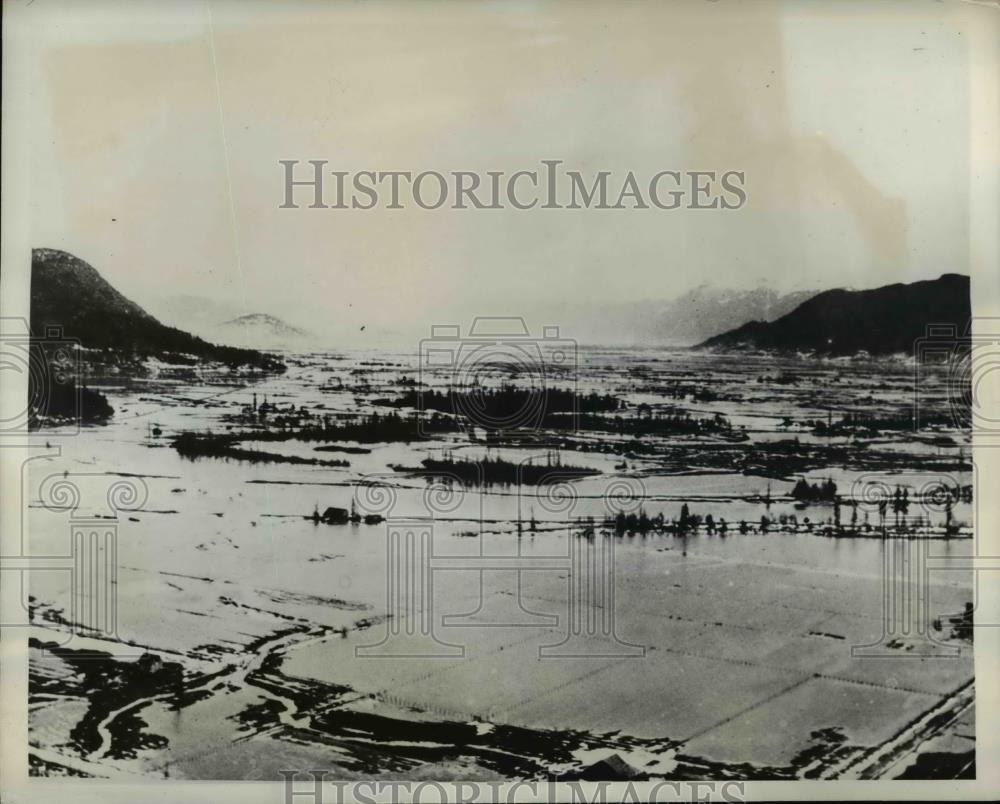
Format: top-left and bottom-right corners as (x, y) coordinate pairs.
(22, 0), (981, 344)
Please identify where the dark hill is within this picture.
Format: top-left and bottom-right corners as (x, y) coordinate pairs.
(31, 248), (284, 371)
(696, 274), (970, 355)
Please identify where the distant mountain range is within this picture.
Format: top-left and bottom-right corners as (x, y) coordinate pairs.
(221, 313), (307, 336)
(528, 285), (819, 347)
(145, 295), (319, 350)
(215, 313), (315, 350)
(31, 247), (970, 367)
(31, 248), (284, 371)
(697, 273), (970, 355)
(642, 285), (819, 345)
(151, 283), (816, 349)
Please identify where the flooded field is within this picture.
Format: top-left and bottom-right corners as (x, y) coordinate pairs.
(26, 347), (975, 780)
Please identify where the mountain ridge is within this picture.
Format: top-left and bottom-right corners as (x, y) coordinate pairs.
(31, 248), (284, 371)
(647, 285), (819, 345)
(220, 313), (308, 335)
(214, 312), (316, 350)
(696, 273), (970, 355)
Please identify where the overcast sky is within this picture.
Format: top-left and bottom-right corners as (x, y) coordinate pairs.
(22, 0), (980, 344)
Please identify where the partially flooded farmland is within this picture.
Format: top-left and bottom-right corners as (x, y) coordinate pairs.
(27, 347), (974, 780)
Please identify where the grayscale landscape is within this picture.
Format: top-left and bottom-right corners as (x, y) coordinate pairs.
(26, 250), (975, 781)
(11, 3), (990, 792)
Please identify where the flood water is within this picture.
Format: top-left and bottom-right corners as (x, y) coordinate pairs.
(27, 347), (975, 780)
